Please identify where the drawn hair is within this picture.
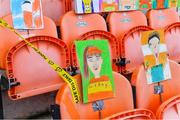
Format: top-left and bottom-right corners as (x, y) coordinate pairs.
(84, 46), (90, 80)
(148, 31), (160, 46)
(23, 0), (31, 4)
(83, 46), (102, 80)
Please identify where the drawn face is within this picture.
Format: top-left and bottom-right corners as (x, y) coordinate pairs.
(120, 0), (135, 10)
(21, 0), (33, 12)
(149, 36), (160, 54)
(87, 54), (103, 75)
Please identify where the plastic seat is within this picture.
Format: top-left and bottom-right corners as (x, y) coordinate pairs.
(0, 0), (11, 17)
(135, 60), (180, 114)
(119, 26), (152, 73)
(60, 11), (107, 48)
(156, 94), (180, 119)
(147, 8), (179, 29)
(107, 11), (147, 38)
(0, 14), (57, 69)
(55, 72), (134, 119)
(6, 36), (70, 100)
(104, 109), (156, 119)
(164, 22), (180, 62)
(42, 0), (67, 25)
(70, 30), (119, 72)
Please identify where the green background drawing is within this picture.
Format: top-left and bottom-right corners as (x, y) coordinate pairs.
(75, 40), (115, 103)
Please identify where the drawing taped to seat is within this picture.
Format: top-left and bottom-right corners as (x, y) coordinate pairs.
(75, 40), (115, 103)
(11, 0), (44, 29)
(141, 30), (171, 84)
(100, 0), (118, 12)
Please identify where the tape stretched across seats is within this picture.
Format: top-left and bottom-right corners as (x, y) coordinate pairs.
(60, 11), (107, 48)
(165, 22), (180, 62)
(6, 36), (70, 100)
(156, 94), (180, 119)
(119, 26), (153, 73)
(107, 11), (147, 38)
(147, 8), (179, 29)
(0, 14), (57, 69)
(135, 60), (180, 114)
(55, 72), (156, 119)
(70, 30), (119, 72)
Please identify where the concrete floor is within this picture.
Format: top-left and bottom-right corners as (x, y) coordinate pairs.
(0, 70), (58, 119)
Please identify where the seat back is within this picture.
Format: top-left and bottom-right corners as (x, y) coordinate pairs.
(56, 72), (134, 119)
(6, 36), (70, 100)
(156, 95), (180, 119)
(0, 0), (11, 17)
(165, 22), (180, 62)
(70, 30), (119, 72)
(107, 11), (147, 38)
(60, 11), (107, 48)
(104, 109), (156, 119)
(42, 0), (67, 25)
(0, 15), (57, 69)
(120, 26), (152, 73)
(148, 8), (179, 29)
(135, 60), (180, 114)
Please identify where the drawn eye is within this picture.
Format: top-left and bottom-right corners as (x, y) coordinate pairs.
(87, 56), (93, 62)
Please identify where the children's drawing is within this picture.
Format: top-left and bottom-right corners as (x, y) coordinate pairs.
(119, 0), (139, 11)
(75, 0), (100, 13)
(11, 0), (43, 29)
(141, 30), (171, 84)
(139, 0), (152, 12)
(152, 0), (169, 9)
(75, 40), (115, 103)
(100, 0), (119, 12)
(168, 0), (177, 7)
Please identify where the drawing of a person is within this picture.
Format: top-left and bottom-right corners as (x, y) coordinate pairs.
(21, 0), (42, 28)
(101, 0), (118, 11)
(145, 32), (168, 83)
(82, 0), (93, 13)
(21, 0), (33, 28)
(119, 0), (136, 10)
(83, 46), (113, 102)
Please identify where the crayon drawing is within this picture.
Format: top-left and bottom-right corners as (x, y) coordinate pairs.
(75, 40), (115, 103)
(141, 30), (171, 84)
(11, 0), (43, 29)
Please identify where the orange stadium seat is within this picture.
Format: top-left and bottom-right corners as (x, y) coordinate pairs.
(42, 0), (68, 25)
(55, 72), (134, 119)
(70, 30), (119, 72)
(107, 11), (147, 38)
(164, 22), (180, 63)
(119, 26), (153, 74)
(156, 94), (180, 119)
(0, 14), (57, 69)
(104, 109), (156, 119)
(0, 0), (11, 17)
(60, 11), (107, 48)
(135, 60), (180, 114)
(147, 8), (179, 29)
(6, 36), (70, 100)
(55, 72), (156, 119)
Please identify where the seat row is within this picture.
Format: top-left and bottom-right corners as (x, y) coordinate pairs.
(0, 5), (180, 119)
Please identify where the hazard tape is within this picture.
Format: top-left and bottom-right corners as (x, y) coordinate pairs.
(0, 19), (80, 103)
